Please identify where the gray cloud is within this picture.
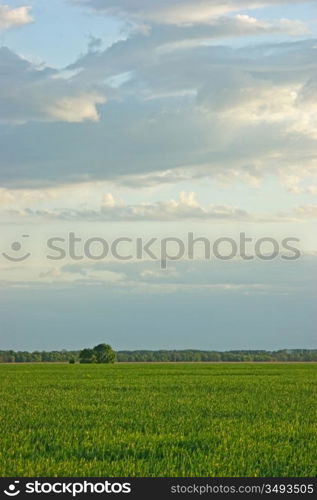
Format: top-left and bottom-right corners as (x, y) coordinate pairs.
(0, 14), (316, 188)
(0, 47), (107, 124)
(2, 260), (316, 351)
(59, 254), (317, 293)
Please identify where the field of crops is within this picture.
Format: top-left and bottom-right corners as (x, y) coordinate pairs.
(0, 363), (316, 477)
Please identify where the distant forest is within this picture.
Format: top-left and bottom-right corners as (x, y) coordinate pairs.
(0, 349), (316, 363)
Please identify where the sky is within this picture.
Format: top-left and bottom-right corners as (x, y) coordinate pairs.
(0, 0), (316, 351)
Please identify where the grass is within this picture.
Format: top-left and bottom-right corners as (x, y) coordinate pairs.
(0, 363), (316, 477)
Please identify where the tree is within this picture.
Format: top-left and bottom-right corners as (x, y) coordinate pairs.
(79, 344), (116, 364)
(79, 348), (97, 364)
(93, 344), (116, 364)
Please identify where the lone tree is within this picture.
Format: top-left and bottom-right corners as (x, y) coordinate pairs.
(93, 343), (116, 364)
(79, 344), (116, 364)
(79, 348), (97, 364)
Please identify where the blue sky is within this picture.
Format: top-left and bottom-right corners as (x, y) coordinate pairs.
(0, 0), (316, 351)
(1, 0), (124, 67)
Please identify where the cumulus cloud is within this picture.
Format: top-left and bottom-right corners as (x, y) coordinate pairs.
(0, 4), (32, 30)
(0, 1), (316, 189)
(1, 191), (302, 223)
(100, 191), (250, 221)
(46, 94), (106, 123)
(5, 192), (250, 221)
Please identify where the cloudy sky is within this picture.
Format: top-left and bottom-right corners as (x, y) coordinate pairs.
(0, 0), (316, 351)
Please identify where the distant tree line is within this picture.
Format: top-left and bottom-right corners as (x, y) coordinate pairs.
(116, 349), (317, 362)
(0, 349), (316, 363)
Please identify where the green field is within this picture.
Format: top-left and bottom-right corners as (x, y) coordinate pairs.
(0, 363), (316, 477)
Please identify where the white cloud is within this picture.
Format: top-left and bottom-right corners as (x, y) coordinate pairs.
(0, 4), (32, 30)
(102, 192), (117, 208)
(38, 266), (125, 284)
(72, 0), (310, 26)
(46, 93), (106, 123)
(7, 191), (251, 221)
(279, 166), (317, 195)
(1, 191), (302, 223)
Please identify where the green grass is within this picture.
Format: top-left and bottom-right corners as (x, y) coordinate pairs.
(0, 363), (316, 477)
